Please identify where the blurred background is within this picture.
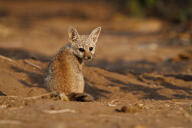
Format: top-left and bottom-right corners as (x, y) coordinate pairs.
(0, 0), (191, 73)
(1, 0), (192, 22)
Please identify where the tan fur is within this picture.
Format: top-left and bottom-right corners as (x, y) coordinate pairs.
(45, 27), (101, 101)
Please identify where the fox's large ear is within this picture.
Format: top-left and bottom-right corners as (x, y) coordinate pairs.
(68, 26), (79, 43)
(89, 27), (101, 43)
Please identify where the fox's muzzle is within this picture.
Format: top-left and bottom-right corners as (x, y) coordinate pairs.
(84, 51), (92, 60)
(84, 56), (92, 60)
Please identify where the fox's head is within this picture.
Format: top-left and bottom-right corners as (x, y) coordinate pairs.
(68, 26), (101, 60)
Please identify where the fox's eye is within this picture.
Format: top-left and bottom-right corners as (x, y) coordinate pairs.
(79, 48), (85, 52)
(89, 47), (93, 51)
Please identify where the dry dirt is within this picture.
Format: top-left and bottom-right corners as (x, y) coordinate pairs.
(0, 1), (192, 128)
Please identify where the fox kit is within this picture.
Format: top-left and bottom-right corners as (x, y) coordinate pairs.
(45, 27), (101, 101)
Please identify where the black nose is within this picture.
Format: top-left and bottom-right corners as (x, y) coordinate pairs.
(88, 56), (91, 59)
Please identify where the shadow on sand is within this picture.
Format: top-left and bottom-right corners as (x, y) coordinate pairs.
(0, 48), (192, 100)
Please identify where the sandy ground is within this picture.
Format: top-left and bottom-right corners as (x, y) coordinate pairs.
(0, 1), (192, 128)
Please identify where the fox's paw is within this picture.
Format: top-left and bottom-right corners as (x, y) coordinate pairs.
(49, 92), (69, 101)
(69, 93), (94, 102)
(57, 92), (69, 101)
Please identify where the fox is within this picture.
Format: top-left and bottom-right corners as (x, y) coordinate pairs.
(45, 26), (101, 101)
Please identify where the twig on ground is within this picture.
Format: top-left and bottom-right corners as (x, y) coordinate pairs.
(24, 91), (58, 100)
(0, 95), (19, 99)
(107, 99), (119, 107)
(174, 102), (192, 105)
(0, 92), (59, 100)
(43, 109), (76, 114)
(0, 55), (15, 63)
(0, 120), (22, 125)
(108, 103), (117, 107)
(24, 60), (42, 70)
